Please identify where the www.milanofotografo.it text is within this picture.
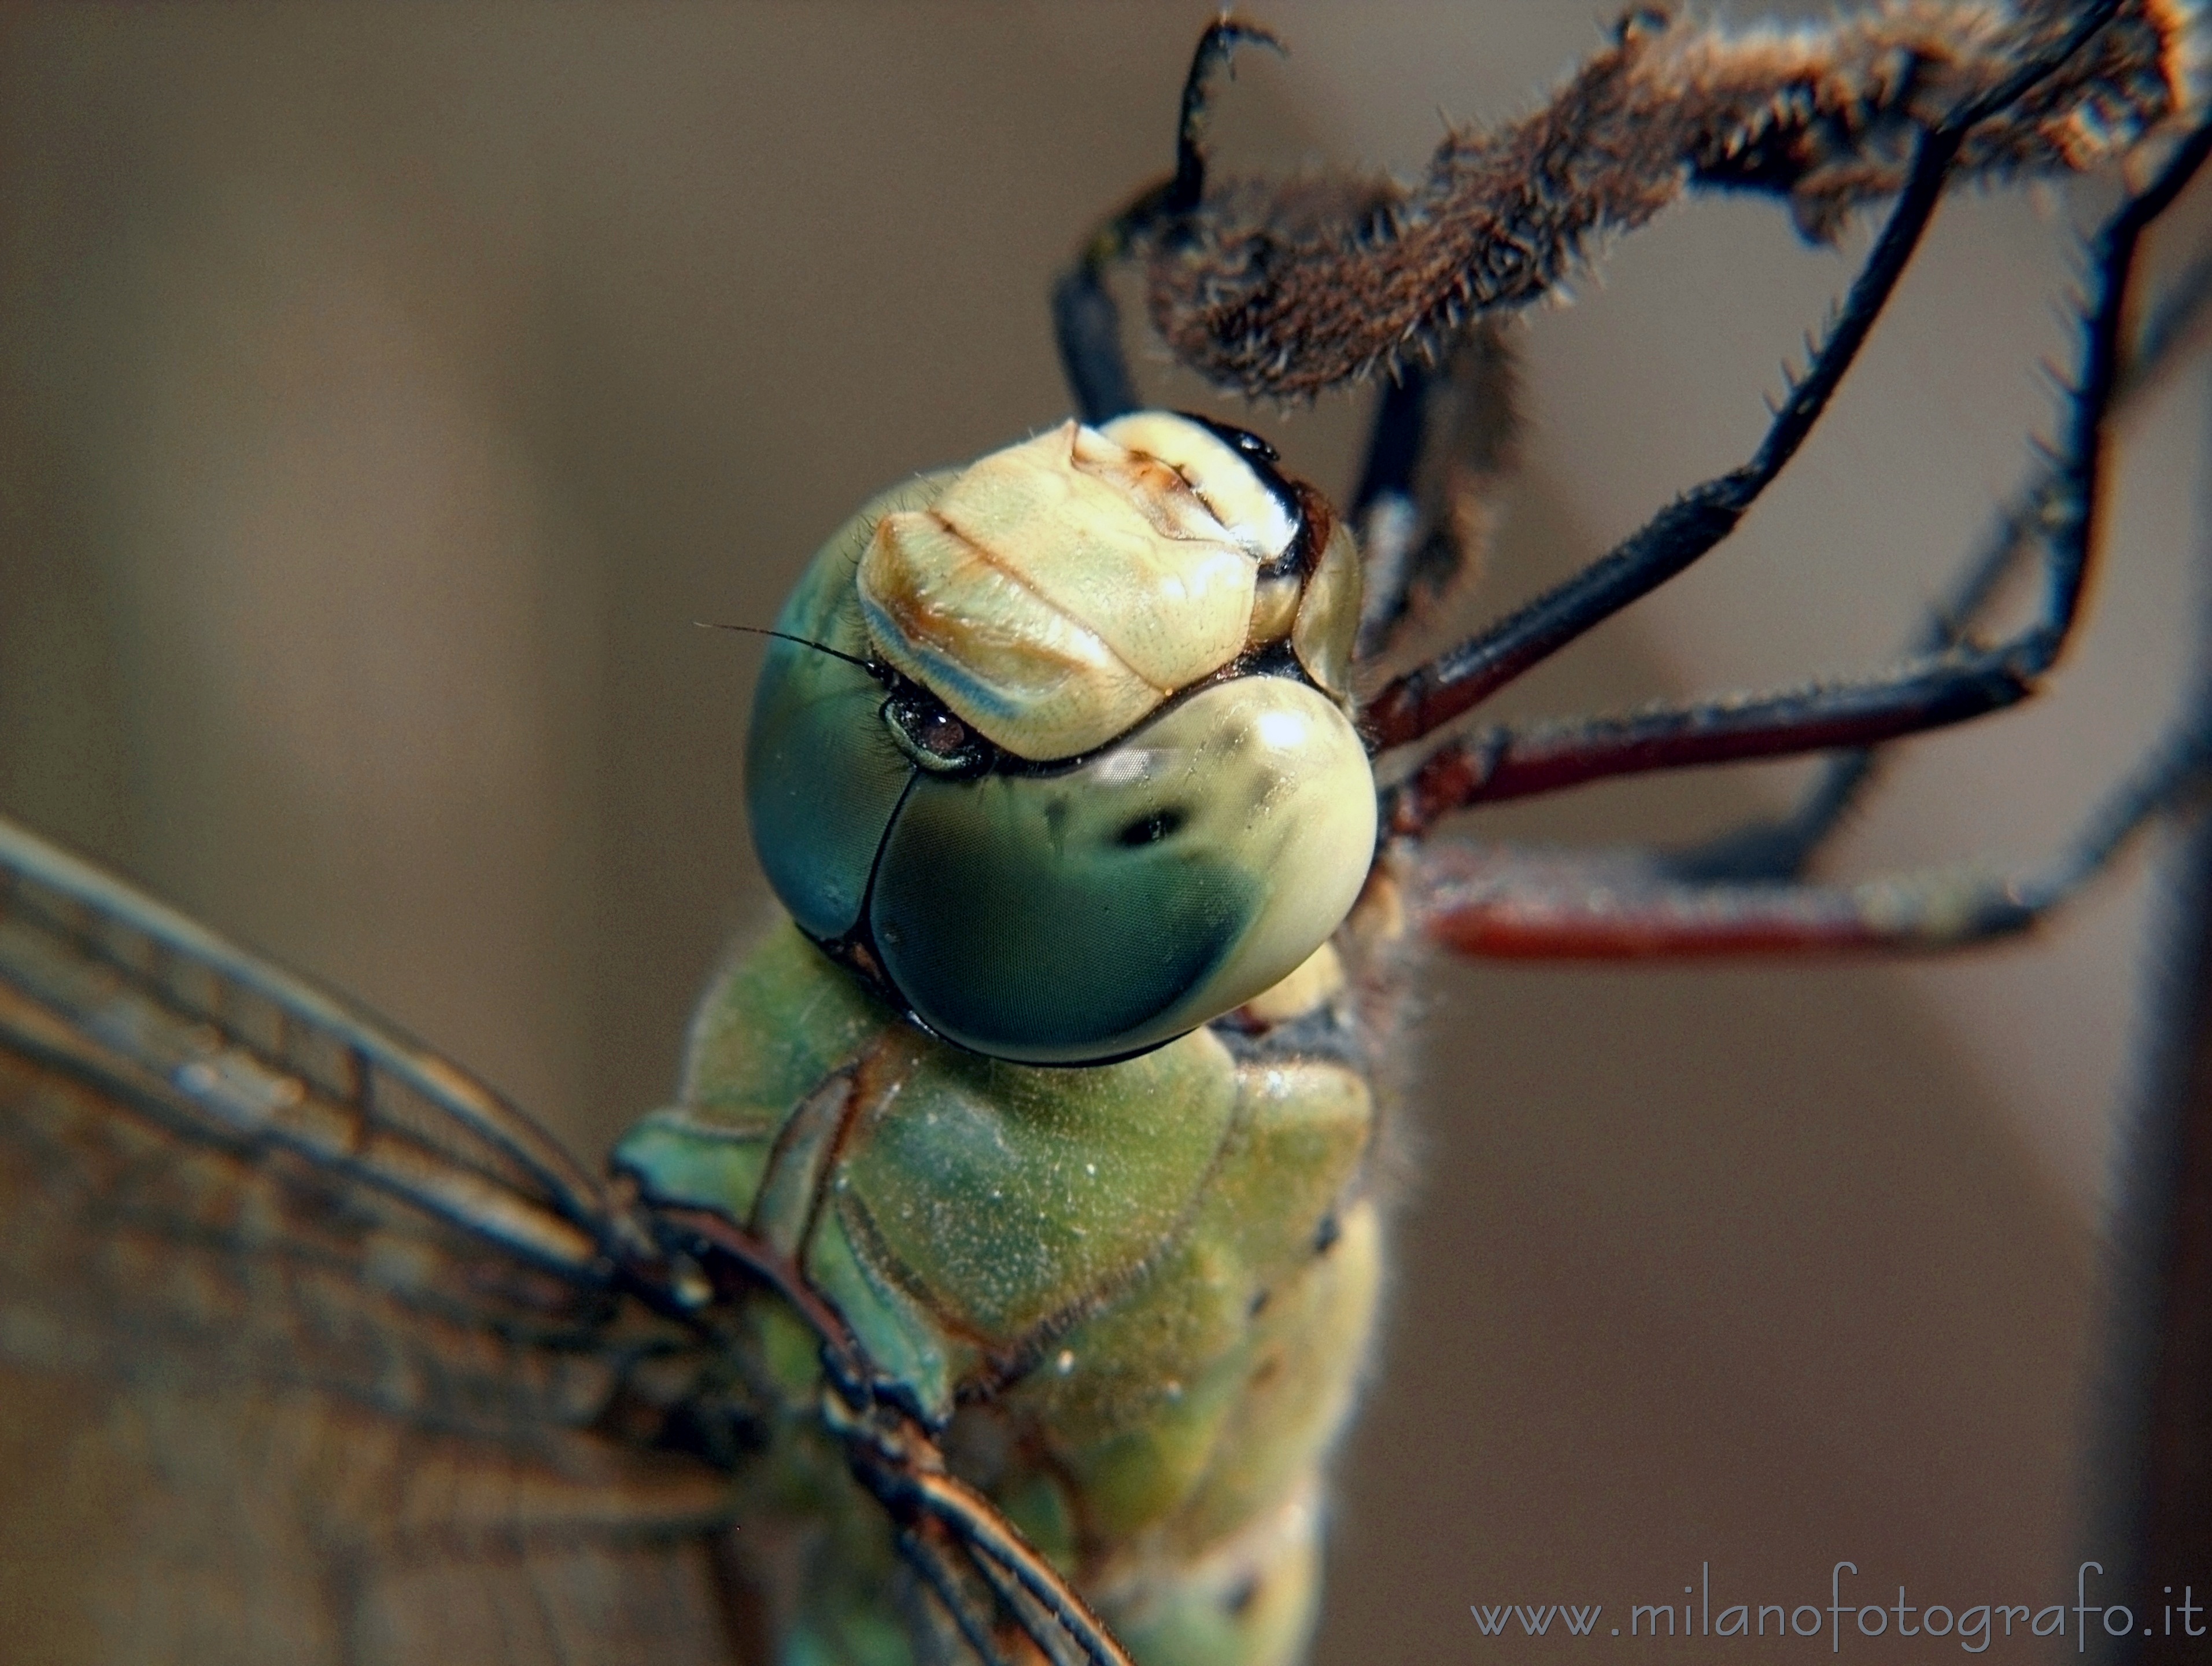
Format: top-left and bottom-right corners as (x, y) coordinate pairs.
(1469, 1562), (2207, 1650)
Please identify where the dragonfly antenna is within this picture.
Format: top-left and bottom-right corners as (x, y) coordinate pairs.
(695, 621), (878, 674)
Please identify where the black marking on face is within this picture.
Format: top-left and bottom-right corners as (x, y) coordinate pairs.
(1116, 806), (1189, 847)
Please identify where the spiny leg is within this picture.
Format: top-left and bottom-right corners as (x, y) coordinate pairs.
(1050, 19), (1279, 425)
(1360, 1), (2132, 755)
(1399, 104), (2212, 960)
(1382, 122), (2212, 858)
(1411, 706), (2212, 957)
(1669, 235), (2212, 884)
(1384, 434), (2082, 841)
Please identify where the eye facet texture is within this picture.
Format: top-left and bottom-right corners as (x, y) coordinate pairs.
(746, 478), (947, 941)
(872, 679), (1373, 1063)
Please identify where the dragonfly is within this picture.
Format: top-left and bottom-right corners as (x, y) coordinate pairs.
(3, 4), (2210, 1663)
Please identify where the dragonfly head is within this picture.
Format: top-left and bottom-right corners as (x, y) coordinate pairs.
(744, 412), (1376, 1066)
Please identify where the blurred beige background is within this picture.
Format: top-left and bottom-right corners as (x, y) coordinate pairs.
(0, 4), (2203, 1662)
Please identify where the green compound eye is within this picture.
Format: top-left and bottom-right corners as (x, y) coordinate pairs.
(744, 477), (950, 945)
(869, 677), (1375, 1063)
(745, 416), (1378, 1065)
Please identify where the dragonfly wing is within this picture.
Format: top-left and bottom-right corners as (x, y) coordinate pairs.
(0, 1367), (753, 1666)
(0, 813), (758, 1664)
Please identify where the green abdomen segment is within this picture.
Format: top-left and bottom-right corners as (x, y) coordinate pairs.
(616, 923), (1382, 1666)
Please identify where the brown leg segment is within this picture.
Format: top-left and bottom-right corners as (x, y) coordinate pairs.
(1412, 704), (2212, 960)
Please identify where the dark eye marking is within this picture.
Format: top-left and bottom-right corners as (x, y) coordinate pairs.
(1116, 807), (1188, 847)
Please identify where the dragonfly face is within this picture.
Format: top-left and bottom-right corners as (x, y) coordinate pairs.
(747, 414), (1376, 1064)
(1, 8), (2207, 1666)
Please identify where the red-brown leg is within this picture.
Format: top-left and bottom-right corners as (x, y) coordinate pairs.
(1412, 714), (2212, 958)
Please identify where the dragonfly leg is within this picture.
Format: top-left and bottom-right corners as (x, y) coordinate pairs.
(1382, 125), (2212, 860)
(1660, 241), (2212, 885)
(1361, 10), (2176, 755)
(656, 1200), (1138, 1666)
(1050, 19), (1281, 425)
(846, 1424), (1133, 1666)
(899, 1524), (1020, 1666)
(1411, 694), (2212, 957)
(1350, 323), (1519, 663)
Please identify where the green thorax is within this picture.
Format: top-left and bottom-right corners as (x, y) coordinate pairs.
(614, 920), (1384, 1666)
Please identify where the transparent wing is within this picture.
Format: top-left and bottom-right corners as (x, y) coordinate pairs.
(0, 812), (756, 1665)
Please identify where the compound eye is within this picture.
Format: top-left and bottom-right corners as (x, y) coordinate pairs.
(746, 476), (952, 942)
(866, 678), (1376, 1064)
